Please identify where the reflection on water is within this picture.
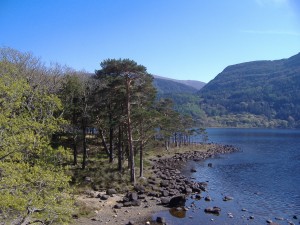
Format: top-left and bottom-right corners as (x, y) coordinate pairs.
(153, 128), (300, 225)
(169, 208), (186, 218)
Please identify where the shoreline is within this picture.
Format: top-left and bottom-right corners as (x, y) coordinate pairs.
(73, 143), (238, 225)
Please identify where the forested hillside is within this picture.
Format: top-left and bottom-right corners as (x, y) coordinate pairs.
(198, 52), (300, 128)
(153, 77), (207, 122)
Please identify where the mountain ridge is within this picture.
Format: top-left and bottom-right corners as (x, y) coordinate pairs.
(197, 52), (300, 128)
(153, 75), (206, 90)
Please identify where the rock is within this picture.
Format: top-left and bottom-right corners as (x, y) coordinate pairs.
(100, 195), (109, 200)
(293, 215), (298, 219)
(131, 200), (141, 206)
(134, 184), (146, 193)
(156, 216), (166, 223)
(204, 196), (212, 201)
(128, 192), (138, 201)
(223, 196), (234, 201)
(162, 190), (169, 197)
(190, 168), (197, 173)
(106, 188), (117, 195)
(275, 217), (284, 221)
(204, 207), (221, 215)
(191, 187), (202, 193)
(208, 163), (213, 167)
(195, 194), (201, 199)
(249, 215), (255, 219)
(138, 194), (146, 199)
(160, 197), (170, 205)
(114, 203), (123, 209)
(184, 187), (193, 194)
(169, 195), (186, 207)
(160, 180), (169, 187)
(123, 202), (132, 207)
(127, 221), (135, 225)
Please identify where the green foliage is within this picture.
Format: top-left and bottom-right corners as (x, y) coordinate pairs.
(0, 60), (74, 224)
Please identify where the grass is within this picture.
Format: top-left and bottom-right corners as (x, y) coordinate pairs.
(68, 137), (210, 194)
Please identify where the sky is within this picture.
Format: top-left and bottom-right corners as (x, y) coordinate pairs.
(0, 0), (299, 83)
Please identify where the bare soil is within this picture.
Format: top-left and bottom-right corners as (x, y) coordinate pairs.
(73, 191), (166, 225)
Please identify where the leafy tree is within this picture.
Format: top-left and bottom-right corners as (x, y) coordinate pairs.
(0, 61), (74, 224)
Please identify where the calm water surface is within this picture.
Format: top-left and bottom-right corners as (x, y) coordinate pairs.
(153, 128), (300, 225)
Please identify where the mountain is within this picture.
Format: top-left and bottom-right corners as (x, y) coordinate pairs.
(153, 75), (206, 91)
(153, 77), (199, 94)
(153, 76), (207, 121)
(197, 52), (300, 128)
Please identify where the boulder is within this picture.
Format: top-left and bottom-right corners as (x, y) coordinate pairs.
(106, 188), (117, 195)
(160, 197), (170, 205)
(100, 195), (109, 200)
(169, 195), (186, 208)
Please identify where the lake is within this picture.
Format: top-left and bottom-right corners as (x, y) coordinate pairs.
(153, 128), (300, 225)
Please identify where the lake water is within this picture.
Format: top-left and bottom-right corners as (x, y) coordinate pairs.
(153, 128), (300, 225)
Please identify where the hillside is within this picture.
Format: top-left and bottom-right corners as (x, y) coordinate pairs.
(197, 52), (300, 128)
(153, 77), (199, 94)
(153, 75), (206, 90)
(153, 76), (207, 121)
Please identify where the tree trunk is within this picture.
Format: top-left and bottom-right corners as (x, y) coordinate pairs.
(82, 119), (87, 170)
(118, 125), (123, 173)
(109, 108), (114, 163)
(109, 125), (113, 163)
(126, 77), (135, 184)
(73, 137), (78, 165)
(165, 140), (169, 150)
(99, 129), (110, 157)
(139, 141), (143, 177)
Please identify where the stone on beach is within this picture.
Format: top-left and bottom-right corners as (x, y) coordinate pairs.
(204, 206), (221, 215)
(169, 195), (186, 207)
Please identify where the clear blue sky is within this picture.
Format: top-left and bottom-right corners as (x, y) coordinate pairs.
(1, 0), (299, 82)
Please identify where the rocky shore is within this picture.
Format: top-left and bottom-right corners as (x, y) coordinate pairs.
(74, 144), (238, 225)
